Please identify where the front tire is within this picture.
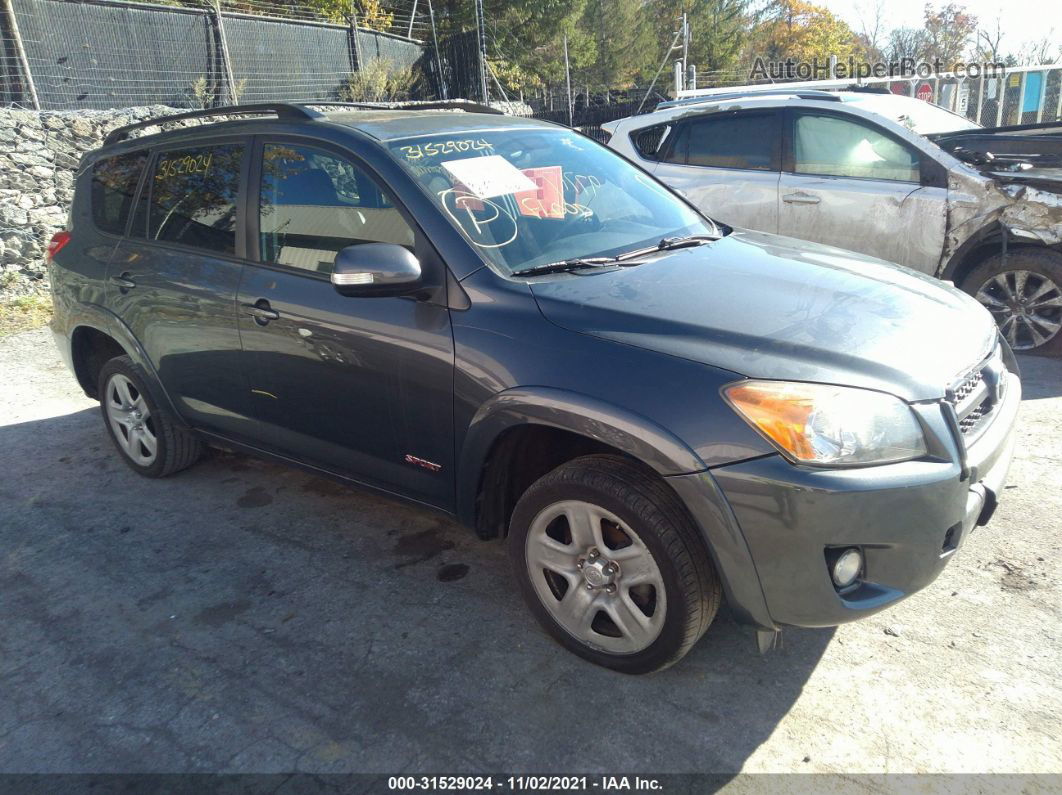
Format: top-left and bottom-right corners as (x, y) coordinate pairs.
(98, 356), (202, 478)
(508, 455), (721, 674)
(961, 248), (1062, 356)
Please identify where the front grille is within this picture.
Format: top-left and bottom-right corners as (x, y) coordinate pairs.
(945, 346), (1006, 440)
(958, 403), (985, 434)
(952, 369), (983, 405)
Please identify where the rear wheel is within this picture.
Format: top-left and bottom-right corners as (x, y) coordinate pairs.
(508, 455), (721, 674)
(961, 248), (1062, 356)
(98, 356), (202, 477)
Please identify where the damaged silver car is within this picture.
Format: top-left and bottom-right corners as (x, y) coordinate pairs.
(605, 89), (1062, 354)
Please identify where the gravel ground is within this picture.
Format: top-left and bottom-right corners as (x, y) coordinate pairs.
(1, 326), (1060, 776)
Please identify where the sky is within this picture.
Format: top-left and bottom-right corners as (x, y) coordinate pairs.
(818, 0), (1061, 60)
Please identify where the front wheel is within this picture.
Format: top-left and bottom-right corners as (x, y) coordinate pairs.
(961, 248), (1062, 356)
(508, 455), (721, 674)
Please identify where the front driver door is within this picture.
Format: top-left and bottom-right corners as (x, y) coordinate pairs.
(236, 138), (455, 508)
(778, 109), (947, 273)
(651, 109), (781, 232)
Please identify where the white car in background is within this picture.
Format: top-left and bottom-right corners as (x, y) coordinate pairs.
(604, 89), (1062, 354)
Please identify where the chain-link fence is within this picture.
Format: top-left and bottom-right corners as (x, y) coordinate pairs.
(1, 0), (429, 110)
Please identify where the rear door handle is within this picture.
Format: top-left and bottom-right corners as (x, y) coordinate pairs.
(782, 192), (821, 205)
(242, 300), (280, 324)
(110, 272), (136, 290)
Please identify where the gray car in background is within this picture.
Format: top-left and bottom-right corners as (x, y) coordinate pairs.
(605, 90), (1062, 354)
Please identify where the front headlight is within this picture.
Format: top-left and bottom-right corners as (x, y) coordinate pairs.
(723, 380), (927, 466)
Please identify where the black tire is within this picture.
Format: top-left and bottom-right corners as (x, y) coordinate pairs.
(98, 355), (202, 478)
(508, 455), (721, 674)
(960, 248), (1062, 357)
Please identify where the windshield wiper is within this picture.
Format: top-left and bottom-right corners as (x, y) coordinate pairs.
(511, 257), (616, 277)
(614, 234), (720, 262)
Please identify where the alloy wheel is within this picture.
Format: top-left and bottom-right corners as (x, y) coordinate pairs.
(975, 269), (1062, 351)
(105, 373), (158, 467)
(525, 500), (666, 654)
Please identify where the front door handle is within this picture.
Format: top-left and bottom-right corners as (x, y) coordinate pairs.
(242, 300), (280, 324)
(782, 192), (821, 205)
(110, 272), (136, 290)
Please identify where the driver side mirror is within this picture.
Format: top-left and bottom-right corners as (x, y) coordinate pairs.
(331, 243), (423, 298)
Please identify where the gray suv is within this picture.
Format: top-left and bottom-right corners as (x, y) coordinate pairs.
(48, 103), (1021, 673)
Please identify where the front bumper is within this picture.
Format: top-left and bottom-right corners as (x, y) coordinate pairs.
(671, 370), (1020, 630)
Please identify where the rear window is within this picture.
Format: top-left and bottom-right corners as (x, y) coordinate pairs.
(683, 112), (778, 170)
(136, 143), (244, 255)
(91, 152), (146, 236)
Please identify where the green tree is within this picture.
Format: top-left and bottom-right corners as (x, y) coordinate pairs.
(648, 0), (752, 87)
(749, 0), (862, 64)
(578, 0), (655, 88)
(921, 3), (977, 68)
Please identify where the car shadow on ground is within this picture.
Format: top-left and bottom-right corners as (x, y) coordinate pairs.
(1015, 353), (1062, 400)
(0, 406), (832, 775)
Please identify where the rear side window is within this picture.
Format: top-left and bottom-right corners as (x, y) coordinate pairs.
(631, 124), (671, 160)
(683, 112), (778, 170)
(91, 153), (146, 236)
(139, 143), (244, 255)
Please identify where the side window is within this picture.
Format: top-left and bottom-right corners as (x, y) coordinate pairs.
(793, 113), (920, 182)
(685, 112), (778, 170)
(631, 124), (671, 161)
(91, 152), (146, 236)
(259, 143), (414, 274)
(141, 143), (243, 254)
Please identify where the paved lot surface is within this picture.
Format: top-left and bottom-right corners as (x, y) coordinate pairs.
(1, 327), (1060, 775)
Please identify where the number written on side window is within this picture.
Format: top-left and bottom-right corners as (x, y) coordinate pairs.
(138, 143), (243, 254)
(259, 143), (414, 274)
(793, 114), (920, 182)
(91, 152), (146, 236)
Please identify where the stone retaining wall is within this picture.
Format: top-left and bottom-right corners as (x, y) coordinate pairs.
(0, 106), (179, 296)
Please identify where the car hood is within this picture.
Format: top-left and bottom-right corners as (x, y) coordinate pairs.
(528, 230), (997, 402)
(929, 122), (1062, 170)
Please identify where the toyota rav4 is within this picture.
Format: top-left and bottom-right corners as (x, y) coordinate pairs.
(48, 102), (1021, 673)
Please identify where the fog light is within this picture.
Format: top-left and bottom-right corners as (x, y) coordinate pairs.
(831, 548), (862, 588)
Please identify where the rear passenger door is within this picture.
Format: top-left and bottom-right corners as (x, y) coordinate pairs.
(236, 138), (455, 508)
(651, 109), (781, 232)
(107, 138), (258, 442)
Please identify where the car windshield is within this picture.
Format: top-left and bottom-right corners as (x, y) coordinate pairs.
(386, 127), (715, 274)
(844, 94), (981, 135)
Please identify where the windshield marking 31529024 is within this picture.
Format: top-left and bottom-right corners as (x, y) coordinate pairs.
(387, 129), (719, 276)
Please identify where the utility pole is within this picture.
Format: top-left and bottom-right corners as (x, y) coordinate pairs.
(407, 0), (417, 39)
(681, 12), (688, 81)
(214, 0), (238, 105)
(563, 34), (573, 127)
(426, 0), (445, 99)
(473, 0), (489, 104)
(350, 3), (363, 71)
(2, 0), (39, 109)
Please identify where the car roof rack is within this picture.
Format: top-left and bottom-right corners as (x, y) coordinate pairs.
(300, 100), (504, 115)
(103, 102), (323, 146)
(657, 89), (843, 110)
(103, 99), (504, 146)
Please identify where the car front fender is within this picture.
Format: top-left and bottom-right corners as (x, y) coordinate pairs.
(455, 386), (706, 528)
